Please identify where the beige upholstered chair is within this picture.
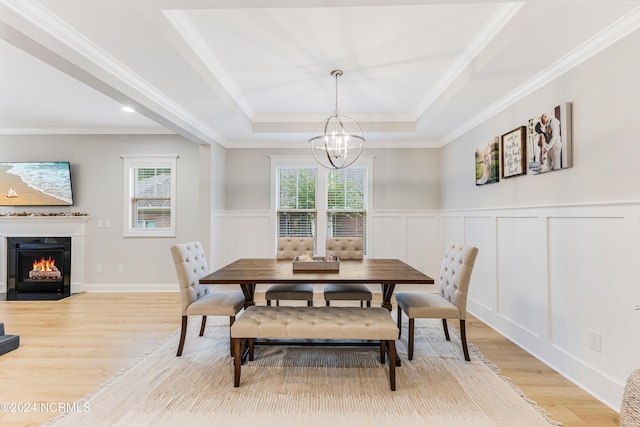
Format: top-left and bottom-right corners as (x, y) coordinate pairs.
(396, 243), (478, 361)
(323, 237), (372, 307)
(265, 237), (315, 306)
(170, 241), (245, 357)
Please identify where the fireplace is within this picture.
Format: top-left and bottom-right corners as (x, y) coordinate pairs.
(0, 215), (88, 300)
(6, 237), (71, 299)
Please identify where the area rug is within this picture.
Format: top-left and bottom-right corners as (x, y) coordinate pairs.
(42, 316), (560, 427)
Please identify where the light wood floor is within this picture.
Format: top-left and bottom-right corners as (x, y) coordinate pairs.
(0, 292), (619, 426)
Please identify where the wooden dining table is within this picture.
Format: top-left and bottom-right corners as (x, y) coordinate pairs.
(199, 258), (434, 310)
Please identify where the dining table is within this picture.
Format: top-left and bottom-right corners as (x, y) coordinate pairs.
(199, 258), (434, 311)
(201, 258), (434, 366)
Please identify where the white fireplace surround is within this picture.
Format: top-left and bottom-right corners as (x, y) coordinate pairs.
(0, 216), (88, 294)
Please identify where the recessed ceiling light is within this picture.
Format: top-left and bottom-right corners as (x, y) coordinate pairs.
(121, 106), (135, 113)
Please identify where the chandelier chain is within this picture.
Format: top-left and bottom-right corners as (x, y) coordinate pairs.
(334, 71), (339, 115)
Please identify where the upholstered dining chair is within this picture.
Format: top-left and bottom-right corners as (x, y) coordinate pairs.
(170, 241), (246, 357)
(395, 243), (478, 361)
(323, 237), (372, 307)
(265, 237), (315, 306)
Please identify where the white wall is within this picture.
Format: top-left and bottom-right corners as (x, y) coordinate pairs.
(439, 28), (640, 411)
(0, 134), (210, 291)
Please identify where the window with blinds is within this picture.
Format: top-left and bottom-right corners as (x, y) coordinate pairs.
(277, 167), (317, 238)
(122, 155), (177, 237)
(327, 168), (367, 252)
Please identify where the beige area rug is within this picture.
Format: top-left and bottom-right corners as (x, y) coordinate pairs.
(43, 316), (560, 427)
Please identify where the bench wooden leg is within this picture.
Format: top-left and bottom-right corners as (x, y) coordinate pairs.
(233, 338), (241, 387)
(229, 316), (235, 357)
(408, 318), (415, 360)
(379, 341), (385, 363)
(388, 340), (397, 391)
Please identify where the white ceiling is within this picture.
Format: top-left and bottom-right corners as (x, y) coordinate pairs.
(1, 0), (639, 149)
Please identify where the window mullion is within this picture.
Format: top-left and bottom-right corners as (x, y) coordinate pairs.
(316, 168), (327, 256)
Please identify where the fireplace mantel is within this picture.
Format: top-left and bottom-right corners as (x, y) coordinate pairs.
(0, 216), (89, 294)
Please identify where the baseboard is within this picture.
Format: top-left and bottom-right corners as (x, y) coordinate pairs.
(81, 284), (179, 293)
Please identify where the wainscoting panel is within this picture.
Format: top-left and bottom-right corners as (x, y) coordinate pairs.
(441, 215), (465, 247)
(465, 216), (497, 314)
(225, 212), (274, 264)
(371, 215), (405, 259)
(210, 211), (227, 270)
(548, 216), (629, 381)
(406, 215), (440, 277)
(496, 216), (545, 339)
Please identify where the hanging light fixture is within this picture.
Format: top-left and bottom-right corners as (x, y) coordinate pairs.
(309, 70), (365, 169)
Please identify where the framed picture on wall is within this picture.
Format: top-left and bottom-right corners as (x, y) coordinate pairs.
(501, 126), (526, 178)
(526, 102), (573, 174)
(475, 137), (499, 186)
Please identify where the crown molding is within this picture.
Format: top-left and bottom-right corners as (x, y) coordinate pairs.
(0, 127), (174, 135)
(438, 4), (640, 147)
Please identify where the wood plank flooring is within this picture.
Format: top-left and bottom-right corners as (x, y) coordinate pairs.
(0, 292), (619, 426)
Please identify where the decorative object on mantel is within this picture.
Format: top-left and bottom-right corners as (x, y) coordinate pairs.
(0, 212), (88, 217)
(309, 69), (365, 170)
(292, 255), (340, 271)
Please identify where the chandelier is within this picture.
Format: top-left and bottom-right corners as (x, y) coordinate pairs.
(309, 70), (365, 169)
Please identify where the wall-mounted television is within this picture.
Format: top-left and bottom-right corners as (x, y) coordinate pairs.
(0, 162), (74, 206)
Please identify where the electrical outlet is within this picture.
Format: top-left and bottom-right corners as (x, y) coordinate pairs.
(97, 219), (103, 228)
(105, 219), (111, 228)
(589, 330), (602, 352)
(96, 264), (102, 273)
(117, 265), (124, 273)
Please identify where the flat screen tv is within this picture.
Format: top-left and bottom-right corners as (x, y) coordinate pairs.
(0, 162), (74, 206)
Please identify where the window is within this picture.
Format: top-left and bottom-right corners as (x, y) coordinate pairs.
(122, 155), (177, 237)
(327, 168), (367, 250)
(272, 156), (371, 255)
(276, 167), (317, 239)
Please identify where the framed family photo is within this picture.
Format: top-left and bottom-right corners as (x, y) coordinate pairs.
(475, 137), (500, 186)
(501, 126), (526, 178)
(526, 102), (573, 174)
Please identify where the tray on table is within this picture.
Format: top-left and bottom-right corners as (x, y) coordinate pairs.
(292, 256), (340, 272)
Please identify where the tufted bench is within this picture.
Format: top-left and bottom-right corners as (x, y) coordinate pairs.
(231, 305), (399, 390)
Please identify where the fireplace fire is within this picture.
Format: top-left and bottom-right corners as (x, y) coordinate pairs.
(29, 256), (62, 281)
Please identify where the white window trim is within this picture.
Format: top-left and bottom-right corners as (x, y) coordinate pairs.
(121, 154), (178, 238)
(270, 155), (374, 255)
